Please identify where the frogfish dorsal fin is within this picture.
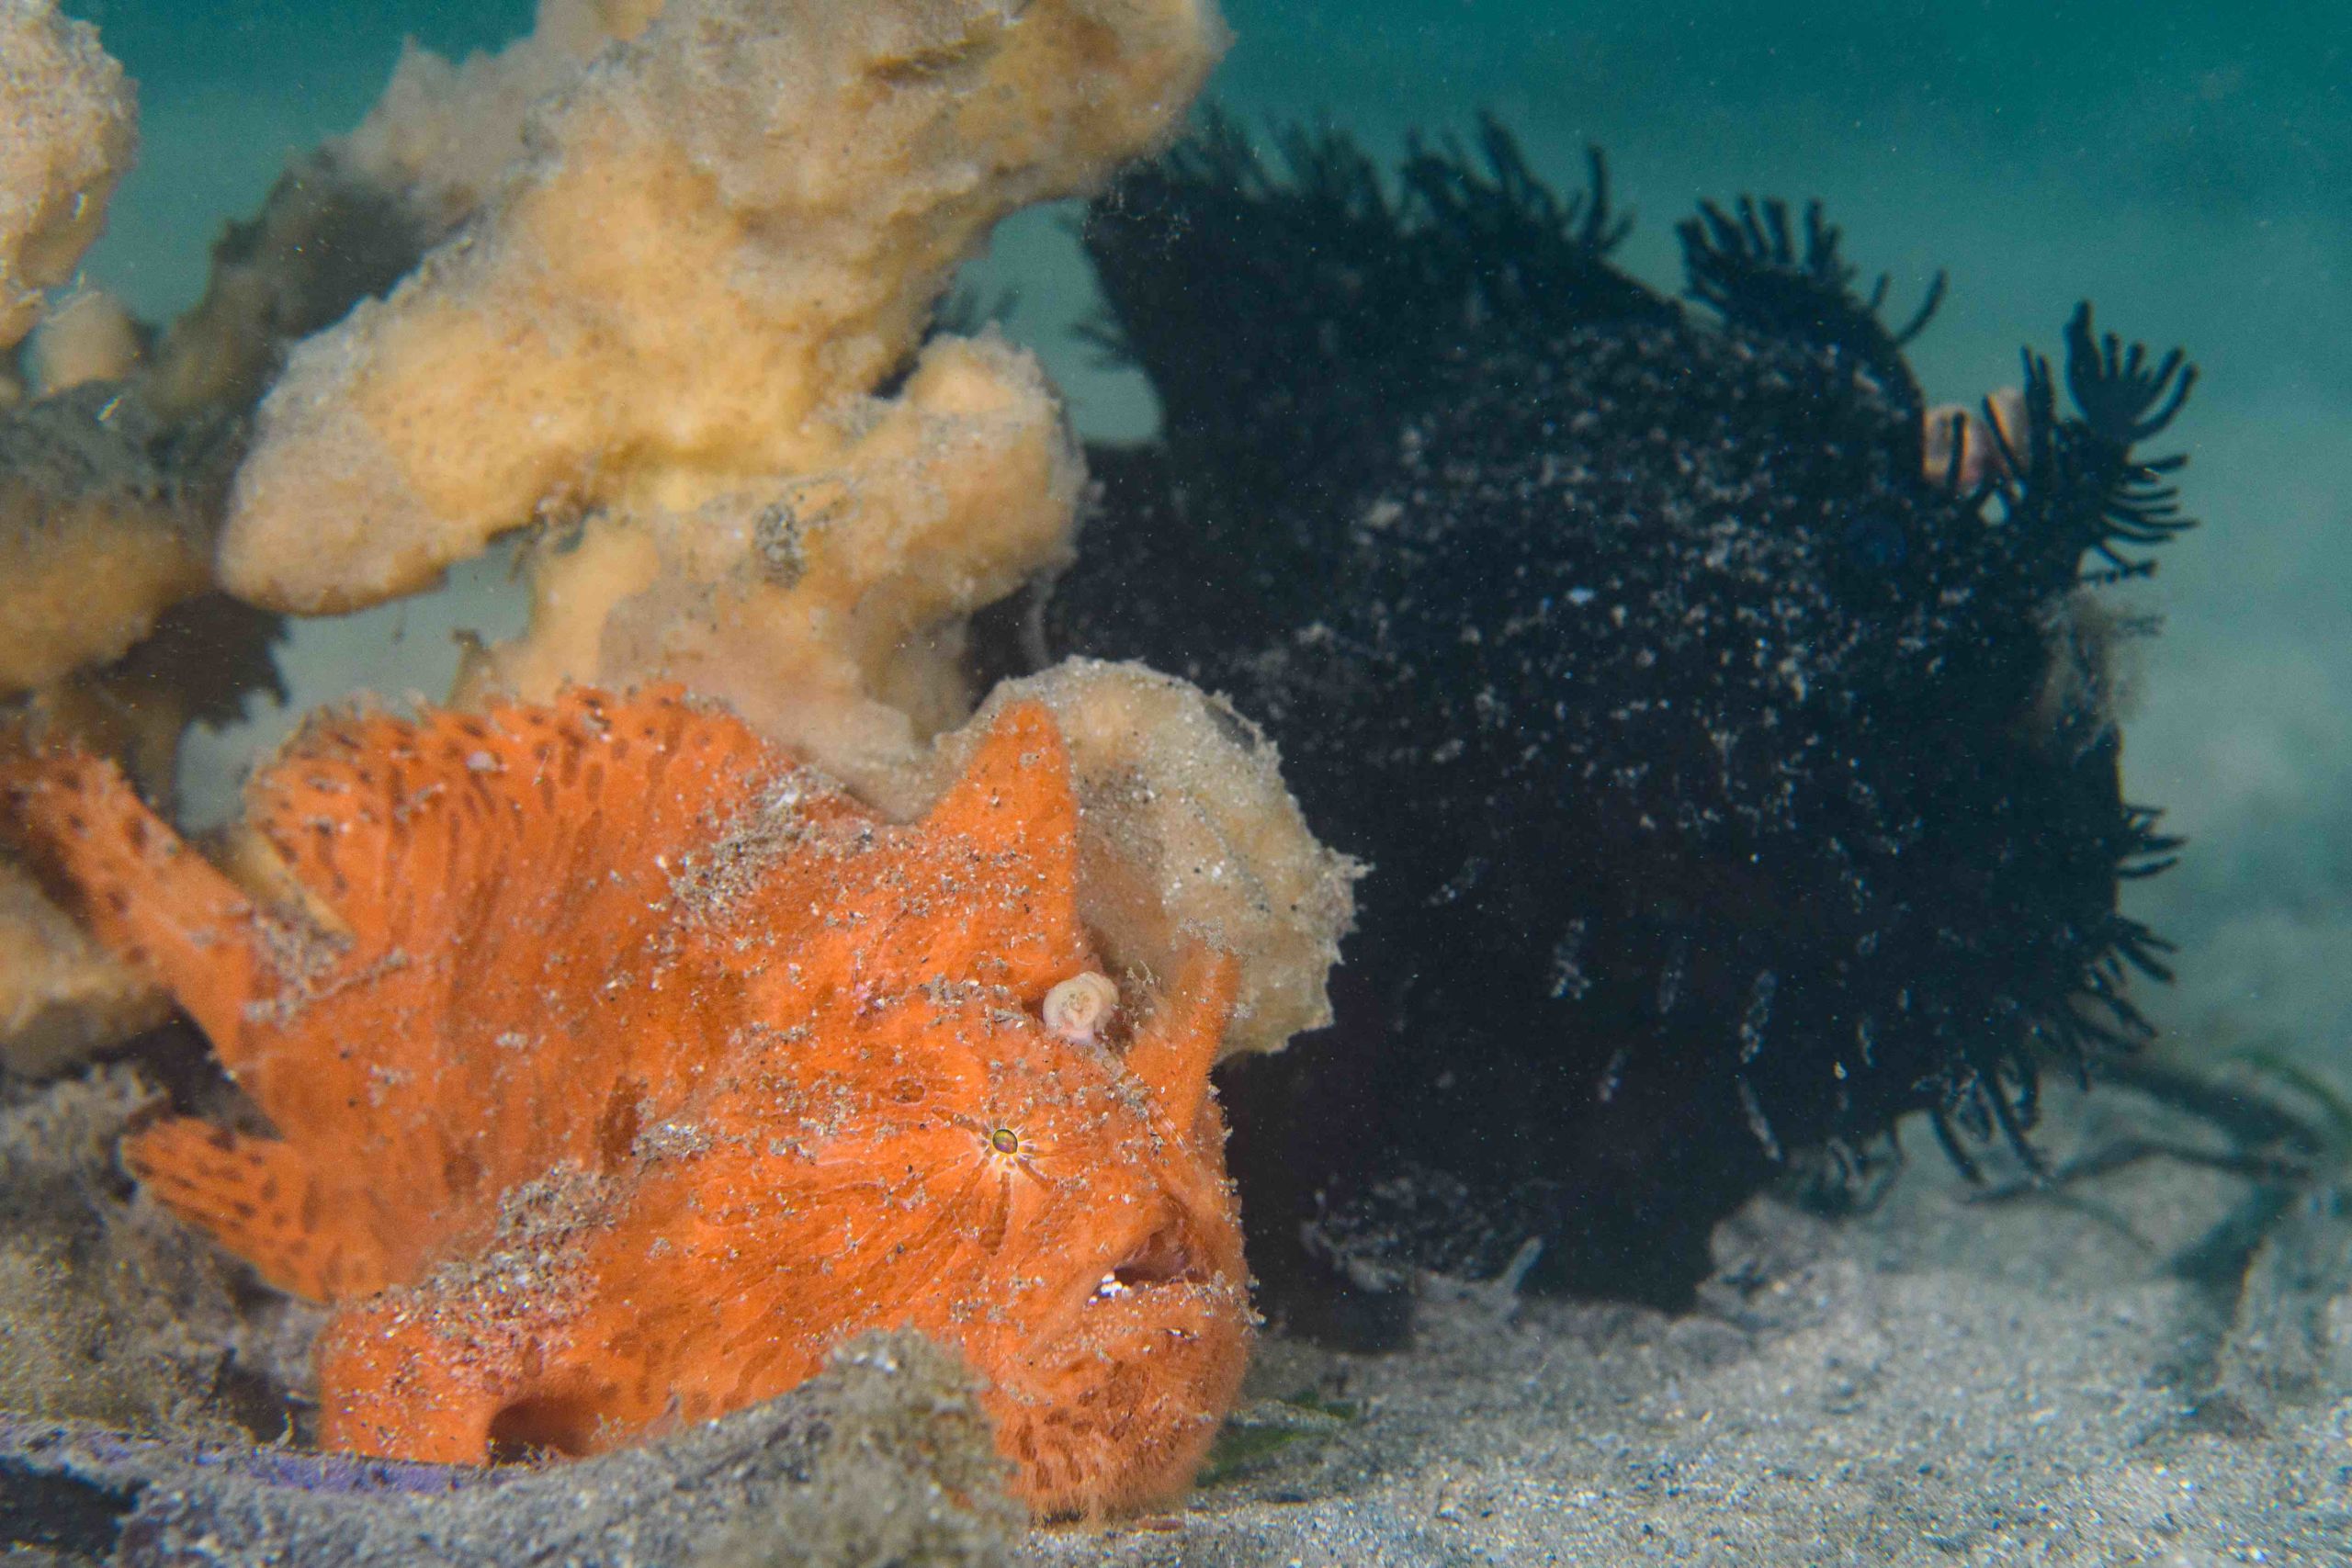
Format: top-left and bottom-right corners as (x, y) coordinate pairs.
(1123, 946), (1238, 1142)
(1, 750), (272, 1061)
(909, 701), (1088, 998)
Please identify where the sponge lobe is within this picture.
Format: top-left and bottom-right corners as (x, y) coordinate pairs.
(0, 0), (137, 355)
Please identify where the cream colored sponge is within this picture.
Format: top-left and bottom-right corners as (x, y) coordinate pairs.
(457, 328), (1087, 789)
(931, 660), (1363, 1061)
(220, 0), (1226, 614)
(0, 0), (136, 354)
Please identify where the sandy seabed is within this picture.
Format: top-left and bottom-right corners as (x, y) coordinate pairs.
(8, 1056), (2345, 1566)
(1037, 1072), (2352, 1568)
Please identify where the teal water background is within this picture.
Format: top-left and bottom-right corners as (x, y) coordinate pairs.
(54, 0), (2352, 1079)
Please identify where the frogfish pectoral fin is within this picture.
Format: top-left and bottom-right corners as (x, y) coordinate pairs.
(317, 1296), (610, 1467)
(315, 1302), (507, 1465)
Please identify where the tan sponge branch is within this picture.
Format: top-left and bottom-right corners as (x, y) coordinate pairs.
(219, 0), (1228, 615)
(0, 0), (137, 356)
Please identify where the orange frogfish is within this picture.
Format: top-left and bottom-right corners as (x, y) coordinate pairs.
(0, 686), (1253, 1517)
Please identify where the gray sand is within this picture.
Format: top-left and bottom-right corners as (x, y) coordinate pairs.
(1033, 1070), (2352, 1567)
(3, 1026), (2346, 1567)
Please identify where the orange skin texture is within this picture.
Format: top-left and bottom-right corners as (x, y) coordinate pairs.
(0, 687), (1252, 1518)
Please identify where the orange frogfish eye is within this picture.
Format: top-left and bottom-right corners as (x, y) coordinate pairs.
(989, 1126), (1022, 1156)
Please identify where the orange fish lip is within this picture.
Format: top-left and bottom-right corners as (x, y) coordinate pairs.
(1098, 1218), (1204, 1295)
(1051, 1212), (1229, 1344)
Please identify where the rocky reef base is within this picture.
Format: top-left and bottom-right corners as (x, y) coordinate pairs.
(2, 1332), (1017, 1567)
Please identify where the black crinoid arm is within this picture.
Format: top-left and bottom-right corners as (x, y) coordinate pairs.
(1046, 110), (2201, 1318)
(1997, 302), (2200, 590)
(1676, 194), (1946, 416)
